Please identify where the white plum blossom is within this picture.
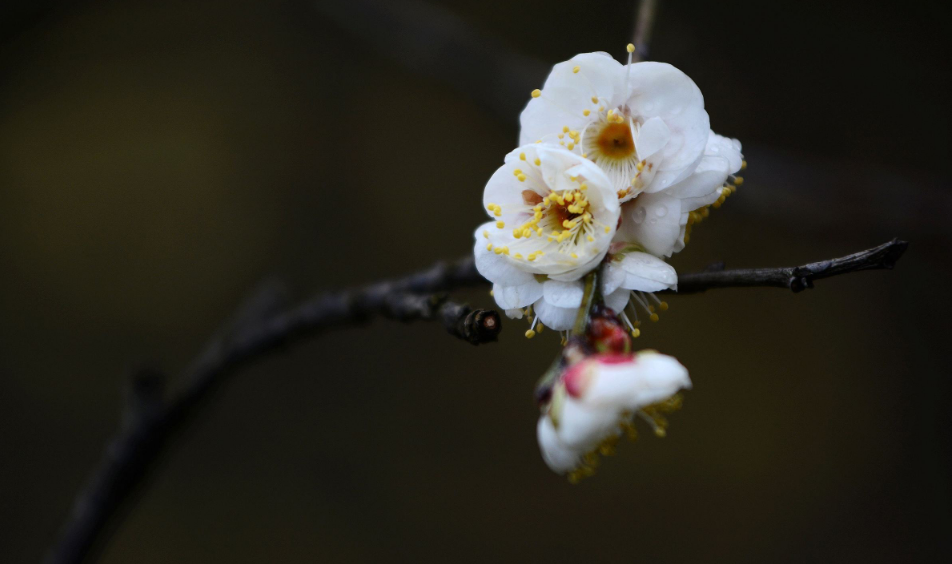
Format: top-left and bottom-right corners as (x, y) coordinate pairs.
(520, 48), (744, 258)
(475, 144), (623, 333)
(537, 350), (690, 481)
(521, 50), (712, 201)
(480, 144), (620, 280)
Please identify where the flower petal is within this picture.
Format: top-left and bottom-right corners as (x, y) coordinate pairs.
(615, 193), (684, 258)
(534, 296), (578, 331)
(629, 351), (691, 406)
(505, 308), (524, 320)
(537, 415), (582, 473)
(706, 131), (744, 174)
(555, 396), (620, 451)
(473, 223), (536, 285)
(614, 251), (678, 292)
(625, 62), (709, 176)
(635, 116), (671, 160)
(601, 260), (627, 295)
(542, 279), (585, 308)
(665, 155), (730, 212)
(604, 287), (631, 313)
(520, 52), (625, 146)
(492, 280), (544, 310)
(483, 145), (546, 222)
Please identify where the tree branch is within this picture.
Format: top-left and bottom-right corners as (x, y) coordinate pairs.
(44, 279), (498, 564)
(44, 239), (907, 564)
(631, 0), (659, 62)
(674, 239), (909, 294)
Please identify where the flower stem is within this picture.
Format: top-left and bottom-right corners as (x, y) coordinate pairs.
(571, 269), (600, 337)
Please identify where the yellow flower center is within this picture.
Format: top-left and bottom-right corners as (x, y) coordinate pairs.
(595, 122), (636, 159)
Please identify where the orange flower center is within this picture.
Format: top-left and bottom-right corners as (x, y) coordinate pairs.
(595, 122), (635, 159)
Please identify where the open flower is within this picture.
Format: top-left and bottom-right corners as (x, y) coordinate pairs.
(475, 144), (622, 332)
(537, 350), (691, 481)
(521, 51), (712, 202)
(521, 49), (742, 211)
(615, 131), (744, 257)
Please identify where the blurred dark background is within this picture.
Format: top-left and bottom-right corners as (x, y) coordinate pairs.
(2, 0), (950, 562)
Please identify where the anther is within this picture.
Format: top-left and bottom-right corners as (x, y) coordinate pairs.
(531, 89), (541, 98)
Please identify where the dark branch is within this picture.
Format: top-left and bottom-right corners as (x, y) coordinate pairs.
(45, 239), (907, 564)
(631, 0), (659, 62)
(674, 239), (909, 294)
(44, 278), (497, 564)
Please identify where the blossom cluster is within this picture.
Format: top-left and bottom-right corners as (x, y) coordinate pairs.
(473, 46), (745, 480)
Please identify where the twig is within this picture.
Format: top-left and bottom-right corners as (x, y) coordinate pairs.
(44, 278), (498, 564)
(674, 239), (909, 294)
(631, 0), (659, 62)
(44, 240), (907, 564)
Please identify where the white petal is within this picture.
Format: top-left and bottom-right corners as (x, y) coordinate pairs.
(583, 360), (642, 407)
(614, 251), (678, 292)
(601, 261), (627, 295)
(645, 150), (704, 194)
(520, 52), (626, 146)
(629, 352), (691, 406)
(625, 62), (709, 176)
(615, 193), (683, 258)
(537, 415), (582, 473)
(603, 287), (630, 314)
(555, 396), (620, 451)
(635, 116), (671, 160)
(505, 308), (524, 320)
(545, 248), (610, 282)
(492, 280), (544, 310)
(580, 353), (691, 411)
(483, 146), (546, 222)
(473, 223), (535, 285)
(666, 155), (730, 212)
(542, 279), (585, 308)
(706, 131), (743, 174)
(534, 296), (578, 331)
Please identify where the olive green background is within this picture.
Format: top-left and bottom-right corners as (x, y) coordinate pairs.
(1, 0), (949, 562)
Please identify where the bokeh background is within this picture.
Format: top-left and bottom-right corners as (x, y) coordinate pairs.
(2, 0), (950, 562)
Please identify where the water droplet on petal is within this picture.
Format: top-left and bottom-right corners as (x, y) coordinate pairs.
(655, 205), (668, 218)
(632, 207), (647, 224)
